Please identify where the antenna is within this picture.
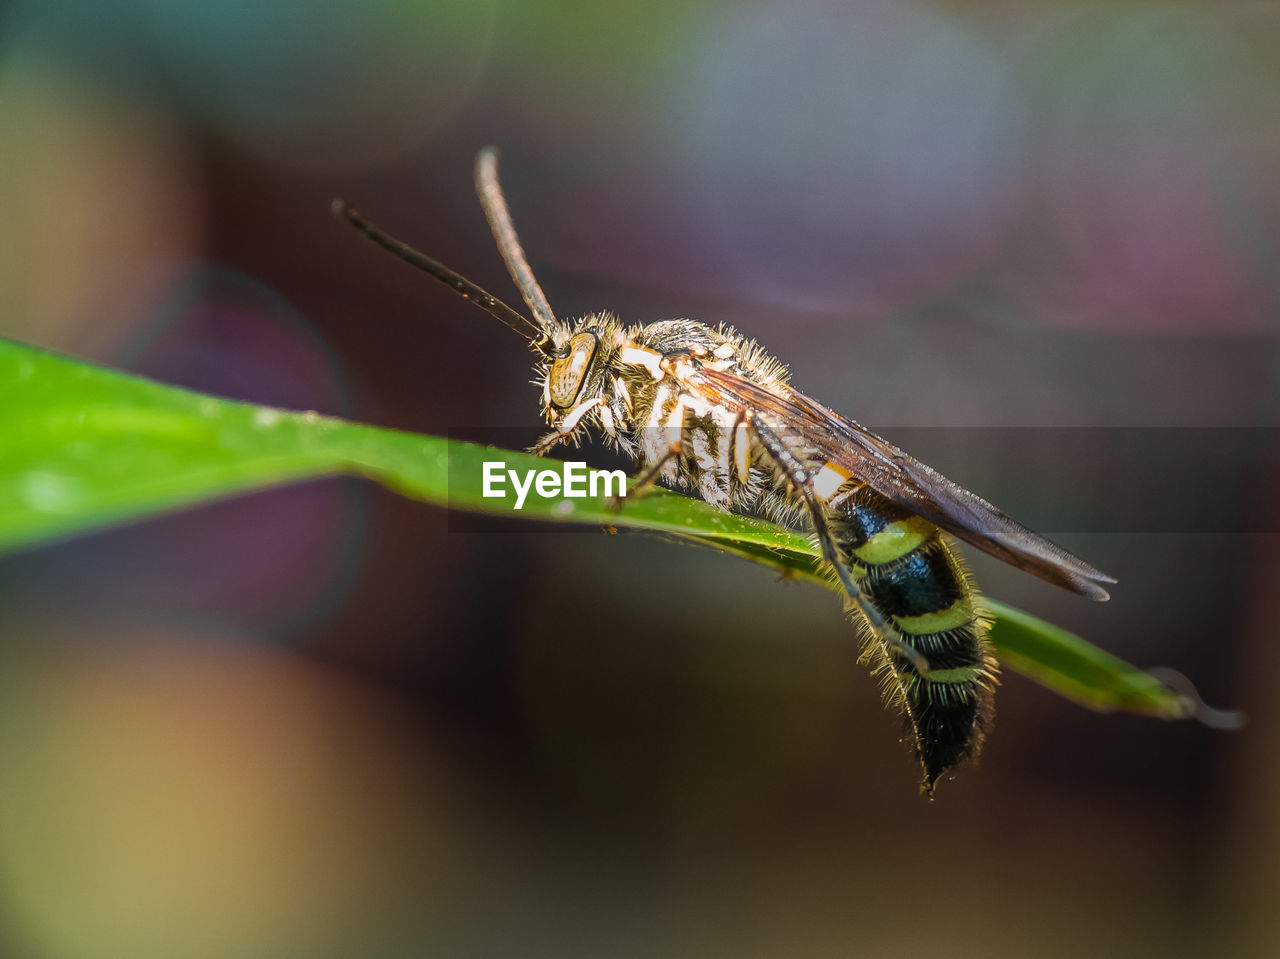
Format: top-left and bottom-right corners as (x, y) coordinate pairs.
(332, 198), (554, 355)
(474, 146), (559, 334)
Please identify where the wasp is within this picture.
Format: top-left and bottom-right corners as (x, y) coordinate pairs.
(334, 148), (1116, 795)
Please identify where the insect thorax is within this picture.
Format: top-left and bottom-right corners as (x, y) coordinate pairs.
(540, 313), (787, 417)
(535, 314), (795, 515)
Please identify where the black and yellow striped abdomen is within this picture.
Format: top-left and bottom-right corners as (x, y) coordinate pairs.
(829, 485), (997, 794)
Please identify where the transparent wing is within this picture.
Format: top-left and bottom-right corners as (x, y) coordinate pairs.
(690, 364), (1116, 601)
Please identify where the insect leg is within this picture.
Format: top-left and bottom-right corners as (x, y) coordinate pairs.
(748, 415), (931, 674)
(530, 398), (602, 456)
(530, 433), (566, 456)
(747, 416), (870, 603)
(625, 395), (691, 499)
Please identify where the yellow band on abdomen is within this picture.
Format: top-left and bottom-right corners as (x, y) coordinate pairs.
(917, 665), (986, 685)
(852, 515), (934, 566)
(892, 600), (975, 636)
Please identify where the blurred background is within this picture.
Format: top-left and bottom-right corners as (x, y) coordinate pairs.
(2, 1), (1279, 956)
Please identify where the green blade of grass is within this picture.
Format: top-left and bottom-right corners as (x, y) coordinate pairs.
(0, 337), (1228, 724)
(0, 339), (807, 557)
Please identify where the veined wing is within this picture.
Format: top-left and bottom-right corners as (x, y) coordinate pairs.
(689, 364), (1116, 601)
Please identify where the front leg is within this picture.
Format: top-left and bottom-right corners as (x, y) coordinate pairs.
(530, 398), (601, 456)
(530, 431), (568, 456)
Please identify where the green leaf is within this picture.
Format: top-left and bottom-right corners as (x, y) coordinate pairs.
(0, 337), (1230, 725)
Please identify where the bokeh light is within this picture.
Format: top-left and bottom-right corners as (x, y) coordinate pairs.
(688, 0), (1026, 316)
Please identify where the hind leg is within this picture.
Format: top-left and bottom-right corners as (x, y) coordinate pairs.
(748, 414), (931, 675)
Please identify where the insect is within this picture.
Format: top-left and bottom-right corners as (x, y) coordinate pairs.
(334, 148), (1116, 795)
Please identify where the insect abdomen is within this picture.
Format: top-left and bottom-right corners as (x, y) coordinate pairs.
(831, 486), (997, 794)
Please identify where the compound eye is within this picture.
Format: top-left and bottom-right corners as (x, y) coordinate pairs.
(548, 332), (597, 409)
